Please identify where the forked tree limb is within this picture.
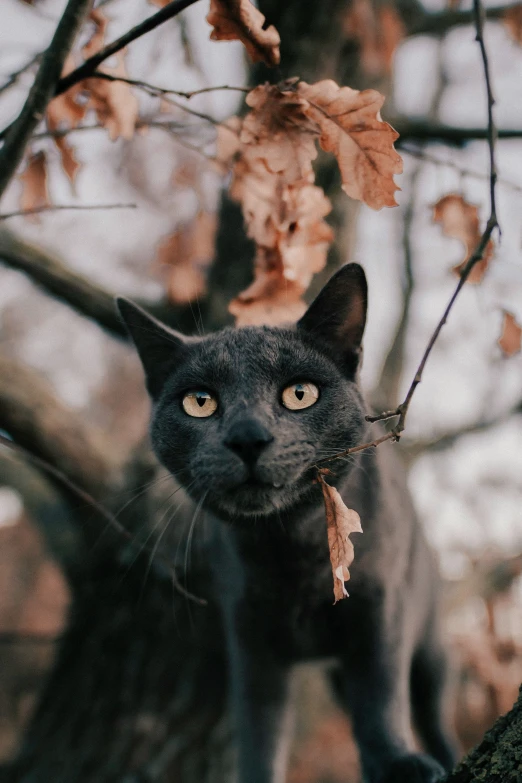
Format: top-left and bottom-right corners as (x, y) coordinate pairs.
(0, 229), (130, 338)
(0, 355), (121, 500)
(0, 0), (91, 199)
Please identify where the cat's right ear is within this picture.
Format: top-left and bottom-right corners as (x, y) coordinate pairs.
(297, 263), (367, 377)
(116, 298), (187, 399)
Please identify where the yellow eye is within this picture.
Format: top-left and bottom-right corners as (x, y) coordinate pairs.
(282, 382), (319, 411)
(182, 391), (218, 418)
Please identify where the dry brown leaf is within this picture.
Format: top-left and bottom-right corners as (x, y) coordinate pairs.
(503, 4), (522, 44)
(213, 118), (242, 174)
(19, 150), (50, 215)
(207, 0), (281, 66)
(498, 311), (522, 357)
(240, 83), (317, 182)
(229, 263), (306, 326)
(83, 51), (139, 141)
(433, 193), (494, 284)
(319, 475), (362, 603)
(82, 8), (108, 60)
(156, 211), (217, 303)
(297, 80), (402, 209)
(343, 0), (404, 78)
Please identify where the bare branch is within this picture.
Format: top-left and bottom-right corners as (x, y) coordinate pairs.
(0, 229), (129, 338)
(401, 145), (522, 194)
(0, 229), (206, 338)
(0, 0), (91, 200)
(408, 3), (513, 36)
(86, 73), (249, 101)
(54, 0), (201, 98)
(0, 203), (137, 221)
(394, 120), (521, 144)
(0, 356), (121, 500)
(319, 0), (500, 468)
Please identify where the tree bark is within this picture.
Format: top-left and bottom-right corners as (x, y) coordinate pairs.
(444, 686), (522, 783)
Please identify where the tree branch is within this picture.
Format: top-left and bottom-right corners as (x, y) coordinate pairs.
(0, 0), (91, 200)
(394, 121), (522, 145)
(409, 3), (512, 37)
(0, 356), (121, 500)
(0, 52), (41, 95)
(0, 203), (136, 221)
(54, 0), (201, 98)
(0, 229), (211, 338)
(0, 229), (130, 338)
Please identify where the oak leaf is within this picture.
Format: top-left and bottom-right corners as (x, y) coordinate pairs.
(206, 0), (281, 66)
(433, 193), (494, 284)
(19, 151), (50, 216)
(240, 82), (317, 183)
(498, 311), (522, 357)
(229, 261), (306, 326)
(214, 117), (242, 174)
(503, 4), (522, 45)
(319, 475), (363, 603)
(297, 80), (402, 209)
(156, 211), (216, 303)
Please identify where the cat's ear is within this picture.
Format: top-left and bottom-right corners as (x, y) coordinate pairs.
(297, 263), (367, 376)
(116, 298), (187, 398)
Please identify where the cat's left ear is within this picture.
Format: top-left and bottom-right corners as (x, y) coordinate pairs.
(116, 298), (187, 399)
(297, 263), (367, 376)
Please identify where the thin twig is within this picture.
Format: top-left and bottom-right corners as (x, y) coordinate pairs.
(87, 72), (249, 101)
(0, 52), (42, 95)
(0, 203), (137, 221)
(0, 433), (206, 606)
(319, 0), (500, 467)
(402, 145), (522, 195)
(0, 0), (92, 200)
(394, 121), (521, 144)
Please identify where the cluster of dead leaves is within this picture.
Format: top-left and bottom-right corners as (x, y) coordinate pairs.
(432, 193), (521, 356)
(218, 79), (402, 325)
(20, 8), (138, 209)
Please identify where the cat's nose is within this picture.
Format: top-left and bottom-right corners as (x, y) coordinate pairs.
(224, 419), (274, 465)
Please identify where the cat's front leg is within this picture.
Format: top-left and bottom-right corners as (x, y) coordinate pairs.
(228, 640), (292, 783)
(332, 600), (445, 783)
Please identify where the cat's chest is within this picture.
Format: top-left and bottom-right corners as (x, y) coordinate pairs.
(210, 524), (343, 661)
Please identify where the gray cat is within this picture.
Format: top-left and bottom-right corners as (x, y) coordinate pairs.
(117, 263), (456, 783)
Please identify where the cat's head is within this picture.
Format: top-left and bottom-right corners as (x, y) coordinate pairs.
(117, 264), (368, 520)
